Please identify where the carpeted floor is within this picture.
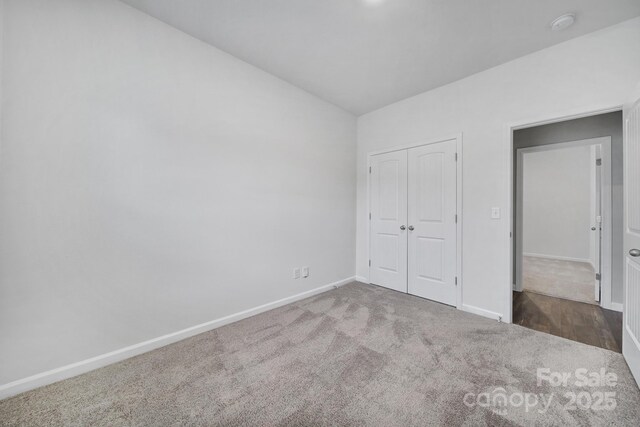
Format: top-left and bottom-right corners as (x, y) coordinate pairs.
(522, 256), (597, 304)
(1, 282), (639, 426)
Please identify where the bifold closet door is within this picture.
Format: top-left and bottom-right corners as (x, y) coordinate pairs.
(370, 150), (408, 292)
(407, 141), (457, 306)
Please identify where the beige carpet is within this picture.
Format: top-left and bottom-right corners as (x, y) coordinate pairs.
(522, 256), (598, 305)
(1, 282), (639, 426)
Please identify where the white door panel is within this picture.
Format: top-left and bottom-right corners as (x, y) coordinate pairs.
(370, 151), (408, 292)
(624, 98), (640, 386)
(407, 141), (457, 306)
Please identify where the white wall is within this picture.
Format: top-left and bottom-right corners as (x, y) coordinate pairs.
(522, 146), (592, 263)
(357, 17), (640, 320)
(0, 0), (3, 161)
(0, 0), (356, 387)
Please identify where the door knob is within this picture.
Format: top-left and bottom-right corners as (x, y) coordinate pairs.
(400, 225), (406, 230)
(591, 227), (597, 231)
(630, 249), (640, 257)
(408, 225), (414, 231)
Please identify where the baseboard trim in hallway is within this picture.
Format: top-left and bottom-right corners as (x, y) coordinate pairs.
(0, 276), (355, 400)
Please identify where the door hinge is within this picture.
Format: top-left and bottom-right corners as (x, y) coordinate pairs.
(369, 260), (371, 267)
(369, 166), (372, 173)
(455, 276), (458, 286)
(454, 214), (458, 223)
(369, 212), (371, 220)
(596, 273), (601, 281)
(596, 158), (602, 166)
(455, 153), (458, 162)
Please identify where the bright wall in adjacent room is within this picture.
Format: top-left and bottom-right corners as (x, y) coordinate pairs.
(522, 146), (592, 263)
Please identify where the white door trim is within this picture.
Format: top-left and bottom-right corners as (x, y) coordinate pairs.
(514, 137), (613, 310)
(366, 134), (463, 309)
(504, 105), (623, 323)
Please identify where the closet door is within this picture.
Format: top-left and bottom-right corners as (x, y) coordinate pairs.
(369, 150), (408, 292)
(407, 140), (457, 306)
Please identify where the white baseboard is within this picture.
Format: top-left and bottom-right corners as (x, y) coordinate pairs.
(523, 252), (591, 264)
(355, 275), (368, 283)
(461, 304), (503, 322)
(609, 302), (623, 313)
(0, 276), (355, 401)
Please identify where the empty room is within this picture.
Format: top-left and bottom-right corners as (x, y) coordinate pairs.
(1, 1), (640, 426)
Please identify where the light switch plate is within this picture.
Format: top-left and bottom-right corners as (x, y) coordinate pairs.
(293, 268), (301, 279)
(302, 267), (309, 278)
(491, 207), (501, 219)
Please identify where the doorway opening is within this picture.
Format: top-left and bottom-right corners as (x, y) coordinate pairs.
(510, 111), (623, 352)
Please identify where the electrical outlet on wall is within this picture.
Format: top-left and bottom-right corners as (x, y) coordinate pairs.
(292, 268), (300, 279)
(302, 267), (309, 278)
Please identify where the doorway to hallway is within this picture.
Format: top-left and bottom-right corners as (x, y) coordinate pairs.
(511, 110), (624, 351)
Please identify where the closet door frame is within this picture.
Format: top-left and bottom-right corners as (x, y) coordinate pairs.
(366, 134), (463, 309)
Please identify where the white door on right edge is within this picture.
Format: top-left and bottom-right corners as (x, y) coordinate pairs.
(407, 140), (457, 306)
(623, 97), (640, 386)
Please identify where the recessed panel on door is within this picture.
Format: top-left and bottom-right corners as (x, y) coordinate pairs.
(369, 150), (408, 292)
(407, 140), (457, 306)
(623, 98), (640, 385)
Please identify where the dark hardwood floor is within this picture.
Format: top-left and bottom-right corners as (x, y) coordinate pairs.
(513, 291), (622, 353)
